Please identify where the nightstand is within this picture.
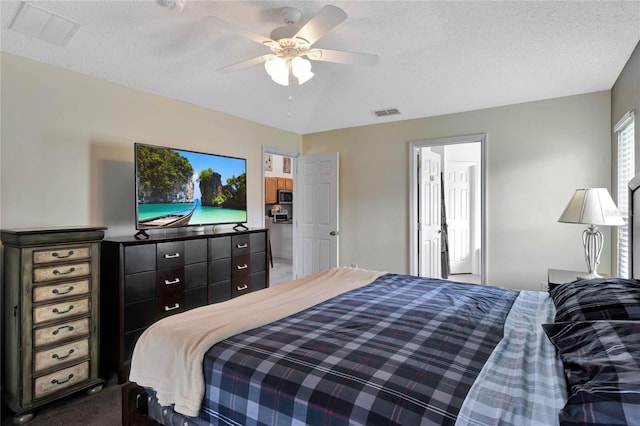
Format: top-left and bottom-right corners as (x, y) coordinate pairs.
(547, 268), (609, 291)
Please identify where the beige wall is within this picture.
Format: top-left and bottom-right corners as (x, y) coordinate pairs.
(0, 53), (301, 237)
(0, 52), (618, 291)
(303, 91), (612, 290)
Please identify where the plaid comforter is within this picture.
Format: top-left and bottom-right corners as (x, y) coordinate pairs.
(196, 274), (518, 425)
(146, 273), (567, 426)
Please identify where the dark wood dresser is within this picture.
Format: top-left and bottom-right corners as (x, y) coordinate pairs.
(100, 228), (269, 383)
(1, 227), (106, 424)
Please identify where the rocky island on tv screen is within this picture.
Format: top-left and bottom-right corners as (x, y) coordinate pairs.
(135, 143), (247, 230)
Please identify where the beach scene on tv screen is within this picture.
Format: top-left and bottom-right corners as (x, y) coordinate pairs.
(136, 145), (247, 228)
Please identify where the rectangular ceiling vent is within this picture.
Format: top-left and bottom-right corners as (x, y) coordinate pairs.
(373, 108), (401, 118)
(10, 2), (80, 46)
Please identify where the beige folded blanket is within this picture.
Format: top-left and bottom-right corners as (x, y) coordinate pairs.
(128, 266), (386, 417)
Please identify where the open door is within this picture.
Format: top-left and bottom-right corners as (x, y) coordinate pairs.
(419, 148), (442, 278)
(446, 162), (474, 274)
(296, 153), (339, 278)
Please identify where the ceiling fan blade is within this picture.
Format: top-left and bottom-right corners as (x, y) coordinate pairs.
(307, 49), (379, 66)
(203, 16), (276, 48)
(217, 54), (275, 73)
(294, 5), (347, 46)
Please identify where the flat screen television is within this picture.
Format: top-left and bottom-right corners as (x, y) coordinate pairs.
(134, 142), (247, 238)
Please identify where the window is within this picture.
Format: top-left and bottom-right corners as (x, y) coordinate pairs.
(616, 111), (635, 278)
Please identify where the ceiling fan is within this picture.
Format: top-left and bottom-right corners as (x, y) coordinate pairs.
(205, 5), (379, 86)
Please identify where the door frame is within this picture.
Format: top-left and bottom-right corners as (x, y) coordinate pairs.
(262, 146), (300, 276)
(408, 133), (487, 283)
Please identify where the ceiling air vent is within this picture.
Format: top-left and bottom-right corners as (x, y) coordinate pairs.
(9, 2), (80, 46)
(373, 108), (401, 117)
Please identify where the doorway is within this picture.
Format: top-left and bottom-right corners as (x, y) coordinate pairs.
(409, 134), (486, 284)
(263, 148), (297, 286)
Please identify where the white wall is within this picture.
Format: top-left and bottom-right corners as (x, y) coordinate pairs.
(303, 91), (612, 290)
(265, 153), (293, 179)
(0, 53), (301, 237)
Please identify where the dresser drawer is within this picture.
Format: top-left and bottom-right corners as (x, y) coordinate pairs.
(209, 236), (231, 260)
(124, 244), (156, 274)
(34, 318), (90, 347)
(33, 298), (90, 324)
(33, 262), (91, 283)
(157, 241), (185, 269)
(33, 279), (90, 303)
(232, 235), (251, 256)
(33, 246), (91, 264)
(232, 254), (250, 274)
(34, 361), (89, 399)
(125, 270), (156, 303)
(34, 339), (89, 373)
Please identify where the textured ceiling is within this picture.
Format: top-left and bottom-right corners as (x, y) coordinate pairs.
(1, 1), (639, 134)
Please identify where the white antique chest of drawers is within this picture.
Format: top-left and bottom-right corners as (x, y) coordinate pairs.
(1, 227), (106, 424)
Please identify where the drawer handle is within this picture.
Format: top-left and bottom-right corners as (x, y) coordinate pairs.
(52, 250), (74, 259)
(164, 253), (180, 259)
(51, 374), (74, 385)
(52, 325), (74, 335)
(236, 264), (248, 270)
(236, 243), (248, 249)
(164, 278), (180, 285)
(164, 303), (180, 312)
(53, 267), (76, 276)
(52, 286), (74, 295)
(52, 348), (75, 361)
(236, 284), (248, 291)
(52, 305), (74, 315)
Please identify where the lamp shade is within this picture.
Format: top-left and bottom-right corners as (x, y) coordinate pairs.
(558, 188), (625, 226)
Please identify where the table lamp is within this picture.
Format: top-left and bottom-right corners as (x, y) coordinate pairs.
(558, 188), (624, 279)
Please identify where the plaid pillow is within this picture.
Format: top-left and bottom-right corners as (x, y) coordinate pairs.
(543, 321), (640, 426)
(550, 278), (640, 322)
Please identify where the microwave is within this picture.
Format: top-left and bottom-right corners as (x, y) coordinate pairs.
(278, 190), (293, 204)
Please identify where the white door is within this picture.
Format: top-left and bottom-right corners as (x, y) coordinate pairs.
(419, 148), (441, 278)
(296, 153), (339, 278)
(446, 163), (473, 274)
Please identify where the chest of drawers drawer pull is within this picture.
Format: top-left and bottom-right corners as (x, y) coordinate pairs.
(52, 374), (74, 385)
(53, 267), (75, 276)
(52, 250), (74, 259)
(236, 284), (248, 291)
(52, 325), (74, 336)
(52, 349), (74, 361)
(52, 305), (74, 315)
(236, 243), (248, 249)
(236, 264), (248, 270)
(164, 303), (180, 312)
(164, 253), (180, 259)
(52, 286), (74, 295)
(164, 278), (180, 286)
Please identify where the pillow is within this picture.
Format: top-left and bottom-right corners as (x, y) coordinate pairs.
(549, 278), (640, 322)
(543, 321), (640, 426)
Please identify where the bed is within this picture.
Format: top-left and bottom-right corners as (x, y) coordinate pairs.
(122, 182), (640, 426)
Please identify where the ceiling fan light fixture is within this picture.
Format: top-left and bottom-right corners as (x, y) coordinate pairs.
(291, 56), (314, 85)
(264, 57), (289, 86)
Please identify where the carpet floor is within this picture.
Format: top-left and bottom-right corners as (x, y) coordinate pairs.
(1, 383), (122, 426)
